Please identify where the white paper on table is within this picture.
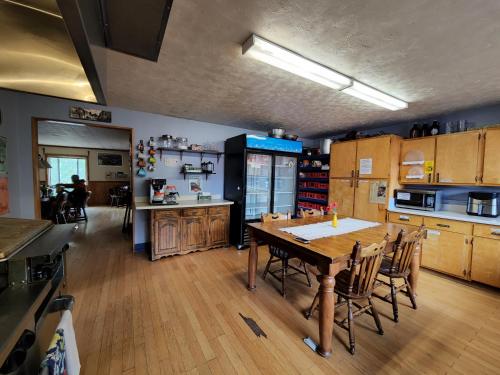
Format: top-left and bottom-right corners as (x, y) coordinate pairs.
(280, 218), (381, 241)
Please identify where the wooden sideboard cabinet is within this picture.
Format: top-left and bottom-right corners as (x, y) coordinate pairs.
(150, 205), (230, 260)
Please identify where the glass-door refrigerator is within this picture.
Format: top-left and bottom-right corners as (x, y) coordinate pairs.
(224, 134), (302, 249)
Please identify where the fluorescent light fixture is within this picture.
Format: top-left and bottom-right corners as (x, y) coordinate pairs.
(341, 81), (408, 111)
(242, 34), (408, 111)
(242, 34), (352, 90)
(45, 120), (87, 127)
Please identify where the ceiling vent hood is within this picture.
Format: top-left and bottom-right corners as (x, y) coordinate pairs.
(99, 0), (173, 61)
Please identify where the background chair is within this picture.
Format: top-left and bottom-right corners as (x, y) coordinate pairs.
(307, 236), (388, 354)
(298, 208), (324, 218)
(375, 226), (426, 322)
(261, 212), (312, 297)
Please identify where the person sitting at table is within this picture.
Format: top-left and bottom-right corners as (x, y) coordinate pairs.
(59, 174), (87, 208)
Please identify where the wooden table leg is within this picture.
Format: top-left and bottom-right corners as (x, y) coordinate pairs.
(248, 229), (258, 291)
(408, 242), (421, 296)
(317, 265), (336, 357)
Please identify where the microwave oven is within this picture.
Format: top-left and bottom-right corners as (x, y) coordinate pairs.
(394, 189), (442, 211)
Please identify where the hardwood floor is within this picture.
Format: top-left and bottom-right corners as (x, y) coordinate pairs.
(67, 208), (500, 375)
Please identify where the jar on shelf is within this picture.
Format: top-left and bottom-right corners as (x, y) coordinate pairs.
(176, 137), (188, 150)
(161, 135), (175, 148)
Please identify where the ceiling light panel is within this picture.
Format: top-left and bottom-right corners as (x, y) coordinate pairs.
(243, 34), (352, 90)
(342, 81), (408, 111)
(242, 34), (408, 111)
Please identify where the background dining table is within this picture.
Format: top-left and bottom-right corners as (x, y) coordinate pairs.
(246, 215), (422, 357)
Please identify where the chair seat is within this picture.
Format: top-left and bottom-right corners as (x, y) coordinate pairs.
(378, 257), (409, 278)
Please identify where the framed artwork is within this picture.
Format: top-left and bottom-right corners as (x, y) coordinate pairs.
(98, 153), (123, 166)
(69, 106), (112, 122)
(188, 177), (202, 193)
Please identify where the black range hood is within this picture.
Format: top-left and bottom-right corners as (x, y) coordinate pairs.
(99, 0), (174, 61)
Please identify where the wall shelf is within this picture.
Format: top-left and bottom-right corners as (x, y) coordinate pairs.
(181, 171), (216, 180)
(158, 147), (224, 162)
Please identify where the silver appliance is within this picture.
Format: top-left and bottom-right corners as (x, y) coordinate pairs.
(467, 192), (498, 218)
(149, 179), (167, 204)
(394, 189), (442, 211)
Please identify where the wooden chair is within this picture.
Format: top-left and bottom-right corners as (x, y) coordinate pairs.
(374, 226), (426, 322)
(261, 212), (312, 297)
(298, 208), (324, 218)
(306, 236), (388, 354)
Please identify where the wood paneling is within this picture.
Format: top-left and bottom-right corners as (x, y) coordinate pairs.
(471, 236), (500, 287)
(328, 178), (354, 217)
(330, 141), (356, 178)
(481, 127), (500, 185)
(87, 181), (128, 206)
(435, 131), (481, 184)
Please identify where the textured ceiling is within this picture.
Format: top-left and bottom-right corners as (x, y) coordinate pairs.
(38, 121), (130, 150)
(106, 0), (500, 137)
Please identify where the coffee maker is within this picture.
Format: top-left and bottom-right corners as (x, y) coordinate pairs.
(150, 179), (167, 204)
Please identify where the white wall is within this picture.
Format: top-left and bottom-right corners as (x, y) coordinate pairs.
(0, 90), (312, 246)
(39, 146), (130, 182)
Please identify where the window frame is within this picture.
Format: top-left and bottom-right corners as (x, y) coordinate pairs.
(45, 154), (89, 186)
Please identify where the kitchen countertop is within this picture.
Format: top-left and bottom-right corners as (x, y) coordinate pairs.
(388, 207), (500, 226)
(134, 199), (234, 210)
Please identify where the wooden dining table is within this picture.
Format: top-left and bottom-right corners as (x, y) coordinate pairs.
(246, 215), (422, 358)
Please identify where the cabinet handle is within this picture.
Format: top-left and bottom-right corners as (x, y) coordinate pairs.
(428, 174), (431, 183)
(492, 231), (500, 236)
(356, 170), (360, 178)
(351, 170), (355, 178)
(399, 216), (410, 222)
(436, 223), (450, 228)
(436, 172), (440, 183)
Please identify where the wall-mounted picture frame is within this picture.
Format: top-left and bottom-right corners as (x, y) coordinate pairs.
(98, 153), (123, 166)
(188, 177), (202, 193)
(69, 106), (112, 123)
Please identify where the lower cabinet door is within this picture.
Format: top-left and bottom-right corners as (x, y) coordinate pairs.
(421, 229), (471, 279)
(181, 216), (206, 251)
(208, 214), (229, 246)
(471, 237), (500, 287)
(353, 179), (387, 223)
(154, 217), (180, 255)
(329, 178), (355, 217)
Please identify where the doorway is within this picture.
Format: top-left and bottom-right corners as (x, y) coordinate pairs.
(31, 118), (134, 235)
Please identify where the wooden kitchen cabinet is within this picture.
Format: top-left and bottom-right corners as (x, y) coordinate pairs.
(471, 236), (500, 287)
(150, 205), (230, 260)
(481, 127), (500, 185)
(434, 131), (481, 184)
(181, 216), (206, 251)
(328, 178), (355, 217)
(399, 138), (436, 184)
(421, 229), (472, 279)
(354, 179), (388, 222)
(356, 136), (393, 179)
(330, 141), (357, 178)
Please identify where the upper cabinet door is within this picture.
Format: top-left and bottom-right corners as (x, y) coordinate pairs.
(399, 138), (436, 184)
(482, 128), (500, 185)
(330, 141), (357, 178)
(435, 131), (481, 184)
(356, 137), (391, 179)
(328, 178), (355, 217)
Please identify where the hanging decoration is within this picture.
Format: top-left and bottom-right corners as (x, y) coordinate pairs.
(147, 137), (157, 172)
(136, 140), (147, 177)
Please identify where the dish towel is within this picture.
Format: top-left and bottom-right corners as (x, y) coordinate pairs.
(280, 218), (381, 240)
(57, 310), (80, 375)
(39, 329), (65, 375)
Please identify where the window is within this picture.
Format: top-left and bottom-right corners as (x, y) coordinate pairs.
(47, 156), (87, 186)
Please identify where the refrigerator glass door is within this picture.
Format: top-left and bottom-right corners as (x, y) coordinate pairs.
(273, 155), (297, 214)
(245, 153), (272, 220)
